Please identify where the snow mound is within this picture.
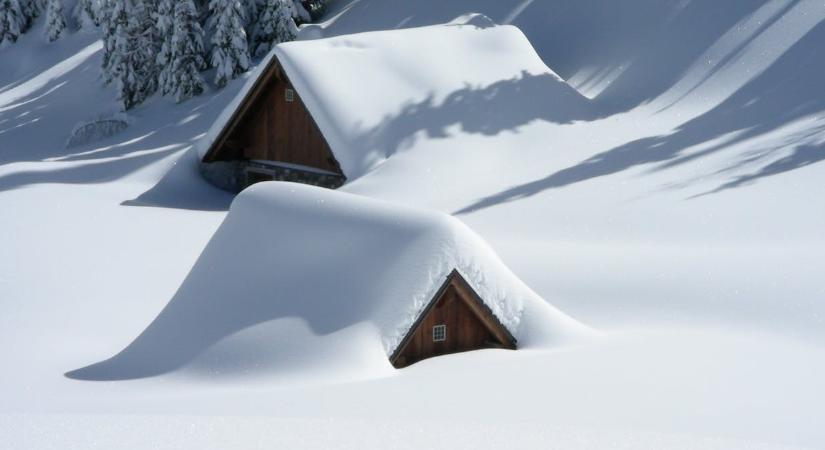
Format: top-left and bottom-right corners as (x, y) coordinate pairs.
(65, 116), (130, 148)
(68, 183), (588, 381)
(198, 21), (592, 181)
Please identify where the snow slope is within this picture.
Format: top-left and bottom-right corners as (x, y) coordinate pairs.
(1, 1), (825, 449)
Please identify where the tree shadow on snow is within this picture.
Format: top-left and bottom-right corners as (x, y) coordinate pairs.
(456, 17), (825, 214)
(349, 70), (594, 168)
(0, 40), (239, 211)
(323, 0), (779, 114)
(0, 58), (101, 165)
(578, 0), (783, 113)
(692, 143), (825, 198)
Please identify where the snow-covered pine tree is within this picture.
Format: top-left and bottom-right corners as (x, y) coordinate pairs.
(43, 0), (64, 41)
(251, 0), (295, 58)
(243, 0), (259, 25)
(154, 0), (174, 95)
(165, 0), (206, 102)
(99, 0), (116, 83)
(132, 0), (159, 100)
(107, 0), (143, 109)
(20, 0), (44, 30)
(242, 0), (260, 55)
(0, 0), (26, 46)
(73, 0), (100, 29)
(209, 0), (250, 88)
(103, 0), (155, 109)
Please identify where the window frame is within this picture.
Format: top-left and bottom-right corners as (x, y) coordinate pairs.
(284, 88), (295, 102)
(432, 324), (446, 342)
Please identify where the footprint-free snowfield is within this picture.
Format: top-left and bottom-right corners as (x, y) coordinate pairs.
(1, 1), (824, 449)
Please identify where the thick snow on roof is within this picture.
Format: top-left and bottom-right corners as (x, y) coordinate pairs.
(198, 19), (590, 181)
(69, 182), (587, 380)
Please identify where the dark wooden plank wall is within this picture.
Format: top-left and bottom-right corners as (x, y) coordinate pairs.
(393, 281), (511, 368)
(230, 69), (340, 173)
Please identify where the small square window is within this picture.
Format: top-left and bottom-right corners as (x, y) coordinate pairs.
(284, 88), (295, 102)
(432, 324), (446, 342)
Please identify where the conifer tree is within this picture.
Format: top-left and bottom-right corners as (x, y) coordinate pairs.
(154, 0), (174, 95)
(99, 0), (116, 83)
(43, 0), (64, 41)
(73, 0), (100, 29)
(251, 0), (295, 58)
(0, 0), (26, 46)
(165, 0), (206, 102)
(20, 0), (44, 30)
(99, 0), (159, 108)
(107, 0), (142, 110)
(243, 0), (259, 25)
(132, 0), (158, 100)
(209, 0), (249, 88)
(243, 0), (260, 55)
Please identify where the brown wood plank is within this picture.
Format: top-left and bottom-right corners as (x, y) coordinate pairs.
(204, 58), (344, 177)
(390, 270), (518, 368)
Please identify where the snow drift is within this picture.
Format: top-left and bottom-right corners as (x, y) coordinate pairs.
(68, 182), (587, 381)
(65, 116), (130, 148)
(198, 19), (592, 181)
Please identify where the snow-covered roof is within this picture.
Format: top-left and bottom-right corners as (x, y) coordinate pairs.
(198, 18), (590, 181)
(72, 182), (587, 380)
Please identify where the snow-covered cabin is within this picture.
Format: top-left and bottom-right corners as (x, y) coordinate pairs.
(198, 19), (589, 192)
(68, 183), (587, 380)
(391, 268), (516, 368)
(199, 45), (346, 191)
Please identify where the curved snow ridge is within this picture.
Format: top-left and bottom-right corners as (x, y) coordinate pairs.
(67, 183), (589, 381)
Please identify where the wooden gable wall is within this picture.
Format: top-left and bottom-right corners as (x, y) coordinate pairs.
(391, 270), (517, 368)
(205, 59), (342, 175)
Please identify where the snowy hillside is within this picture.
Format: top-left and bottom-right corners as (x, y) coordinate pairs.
(1, 1), (825, 449)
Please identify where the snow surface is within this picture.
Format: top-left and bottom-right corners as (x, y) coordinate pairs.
(2, 1), (825, 449)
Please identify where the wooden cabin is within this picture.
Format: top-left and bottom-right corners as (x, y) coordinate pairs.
(391, 269), (517, 368)
(199, 23), (589, 195)
(200, 56), (346, 192)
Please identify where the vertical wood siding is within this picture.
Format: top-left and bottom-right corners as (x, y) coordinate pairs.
(209, 60), (342, 175)
(392, 273), (517, 368)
